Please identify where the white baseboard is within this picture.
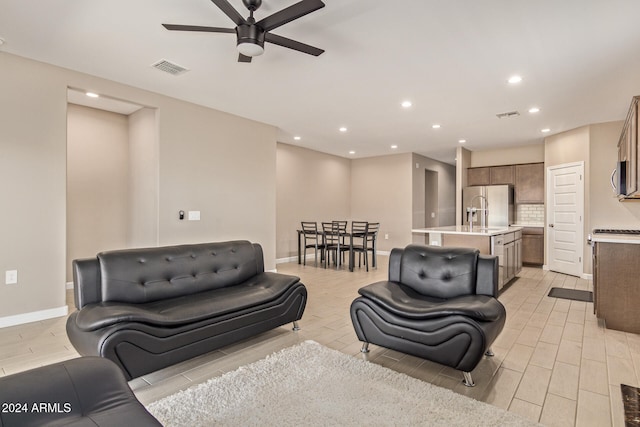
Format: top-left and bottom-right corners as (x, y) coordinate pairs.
(276, 251), (391, 265)
(0, 305), (69, 329)
(542, 264), (592, 280)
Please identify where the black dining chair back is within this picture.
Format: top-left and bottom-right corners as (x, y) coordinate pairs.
(301, 221), (325, 267)
(366, 222), (380, 269)
(351, 221), (370, 270)
(324, 221), (349, 268)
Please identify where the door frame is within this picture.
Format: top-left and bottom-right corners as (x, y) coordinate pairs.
(545, 161), (585, 277)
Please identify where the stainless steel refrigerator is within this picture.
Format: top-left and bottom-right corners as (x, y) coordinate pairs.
(462, 185), (514, 227)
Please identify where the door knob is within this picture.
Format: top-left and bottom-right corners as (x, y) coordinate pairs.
(549, 223), (554, 228)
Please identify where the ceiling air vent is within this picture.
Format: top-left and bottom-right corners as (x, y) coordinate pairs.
(151, 59), (189, 76)
(496, 110), (520, 119)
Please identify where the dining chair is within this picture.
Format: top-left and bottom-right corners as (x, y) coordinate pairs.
(350, 221), (370, 271)
(301, 221), (325, 267)
(366, 222), (380, 269)
(323, 221), (349, 268)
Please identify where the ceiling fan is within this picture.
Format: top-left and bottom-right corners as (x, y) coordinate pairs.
(162, 0), (325, 63)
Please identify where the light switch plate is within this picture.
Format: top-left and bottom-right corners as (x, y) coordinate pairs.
(188, 211), (200, 221)
(5, 270), (17, 285)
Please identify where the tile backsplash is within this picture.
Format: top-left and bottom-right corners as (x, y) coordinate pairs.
(516, 204), (544, 225)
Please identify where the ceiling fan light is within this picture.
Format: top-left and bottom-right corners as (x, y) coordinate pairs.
(237, 41), (264, 57)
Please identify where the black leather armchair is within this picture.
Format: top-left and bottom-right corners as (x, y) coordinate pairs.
(350, 244), (506, 386)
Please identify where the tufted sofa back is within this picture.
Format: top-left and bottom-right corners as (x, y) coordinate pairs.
(96, 241), (263, 304)
(397, 245), (479, 299)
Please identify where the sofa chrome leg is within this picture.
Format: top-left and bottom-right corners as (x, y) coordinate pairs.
(485, 348), (494, 357)
(462, 372), (475, 387)
(292, 321), (300, 331)
(360, 342), (370, 353)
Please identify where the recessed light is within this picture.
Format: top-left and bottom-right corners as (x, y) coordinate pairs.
(432, 124), (441, 129)
(293, 136), (301, 141)
(391, 145), (398, 149)
(528, 107), (540, 113)
(541, 128), (551, 133)
(507, 75), (522, 84)
(339, 127), (348, 133)
(401, 101), (412, 108)
(86, 92), (99, 98)
(348, 150), (355, 155)
(458, 139), (466, 144)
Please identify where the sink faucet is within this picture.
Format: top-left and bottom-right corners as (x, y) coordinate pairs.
(467, 195), (488, 231)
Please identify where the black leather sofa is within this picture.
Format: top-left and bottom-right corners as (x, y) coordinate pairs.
(350, 244), (506, 386)
(66, 240), (307, 380)
(0, 357), (161, 427)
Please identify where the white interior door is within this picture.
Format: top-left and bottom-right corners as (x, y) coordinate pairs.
(546, 162), (584, 277)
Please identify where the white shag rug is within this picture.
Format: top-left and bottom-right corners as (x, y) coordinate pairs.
(146, 340), (537, 426)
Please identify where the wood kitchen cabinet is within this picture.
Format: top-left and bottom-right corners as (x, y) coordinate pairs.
(467, 165), (515, 186)
(522, 227), (544, 265)
(593, 241), (640, 333)
(515, 163), (544, 204)
(467, 167), (490, 186)
(617, 96), (639, 198)
(489, 165), (515, 185)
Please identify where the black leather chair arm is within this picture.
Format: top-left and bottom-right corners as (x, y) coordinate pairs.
(252, 243), (265, 272)
(476, 255), (499, 297)
(73, 258), (102, 309)
(388, 248), (403, 282)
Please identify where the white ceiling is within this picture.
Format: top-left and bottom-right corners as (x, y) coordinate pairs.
(2, 0), (640, 164)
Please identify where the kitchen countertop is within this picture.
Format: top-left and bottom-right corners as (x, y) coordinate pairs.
(590, 233), (640, 245)
(412, 225), (523, 236)
(512, 223), (544, 228)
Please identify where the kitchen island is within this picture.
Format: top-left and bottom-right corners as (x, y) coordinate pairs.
(412, 225), (523, 290)
(590, 231), (640, 334)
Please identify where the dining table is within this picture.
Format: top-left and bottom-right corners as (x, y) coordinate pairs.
(297, 226), (376, 272)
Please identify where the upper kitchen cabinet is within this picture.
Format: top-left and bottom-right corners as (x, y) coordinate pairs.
(515, 163), (544, 204)
(467, 167), (490, 186)
(490, 165), (515, 185)
(616, 96), (639, 198)
(467, 165), (514, 186)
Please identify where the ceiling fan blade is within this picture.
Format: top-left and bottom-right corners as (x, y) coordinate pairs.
(256, 0), (325, 32)
(265, 32), (324, 56)
(162, 24), (235, 33)
(210, 0), (247, 26)
(238, 53), (253, 63)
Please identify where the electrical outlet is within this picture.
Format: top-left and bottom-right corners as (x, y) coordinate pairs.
(384, 233), (389, 240)
(5, 270), (17, 285)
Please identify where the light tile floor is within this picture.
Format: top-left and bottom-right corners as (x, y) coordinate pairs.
(0, 258), (635, 426)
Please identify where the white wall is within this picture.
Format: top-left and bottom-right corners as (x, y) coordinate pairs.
(128, 107), (159, 248)
(0, 52), (278, 325)
(412, 153), (457, 233)
(276, 143), (351, 260)
(351, 153), (413, 251)
(66, 105), (130, 281)
(0, 54), (68, 322)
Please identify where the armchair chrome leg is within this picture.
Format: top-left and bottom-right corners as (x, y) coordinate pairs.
(292, 321), (300, 331)
(462, 372), (475, 387)
(360, 342), (370, 353)
(485, 348), (494, 357)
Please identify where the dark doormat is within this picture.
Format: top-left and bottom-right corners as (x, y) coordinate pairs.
(547, 287), (593, 302)
(621, 384), (640, 426)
